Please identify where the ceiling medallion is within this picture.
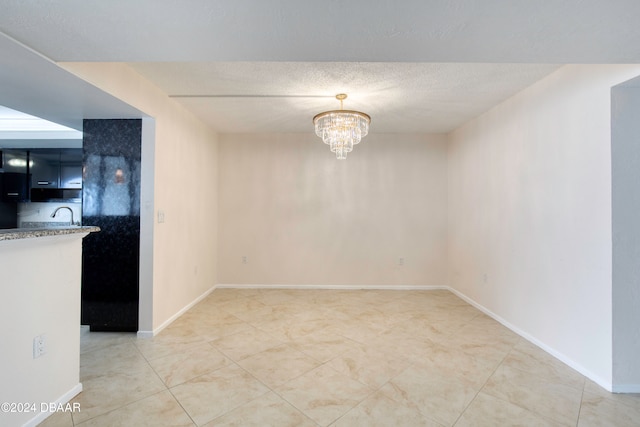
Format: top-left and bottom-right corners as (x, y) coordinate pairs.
(313, 94), (371, 160)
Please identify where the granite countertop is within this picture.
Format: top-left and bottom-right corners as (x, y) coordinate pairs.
(0, 226), (100, 242)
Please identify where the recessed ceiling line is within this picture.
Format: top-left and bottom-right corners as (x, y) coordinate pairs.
(169, 94), (336, 98)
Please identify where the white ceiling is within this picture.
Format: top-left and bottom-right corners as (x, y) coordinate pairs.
(129, 62), (559, 133)
(0, 105), (83, 149)
(0, 32), (144, 132)
(1, 0), (639, 135)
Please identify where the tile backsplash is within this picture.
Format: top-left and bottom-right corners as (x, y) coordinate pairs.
(17, 202), (82, 227)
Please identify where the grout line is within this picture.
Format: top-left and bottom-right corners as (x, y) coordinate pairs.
(73, 389), (169, 426)
(576, 379), (586, 427)
(78, 288), (615, 426)
(166, 387), (197, 426)
(450, 339), (514, 426)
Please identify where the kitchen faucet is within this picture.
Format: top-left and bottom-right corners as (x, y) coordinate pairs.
(51, 206), (76, 226)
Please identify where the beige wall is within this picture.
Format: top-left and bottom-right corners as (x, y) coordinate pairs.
(61, 63), (219, 333)
(54, 61), (640, 391)
(218, 133), (448, 287)
(0, 235), (85, 427)
(448, 64), (640, 389)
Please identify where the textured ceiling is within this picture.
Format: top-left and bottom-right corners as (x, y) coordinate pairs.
(0, 0), (639, 135)
(129, 62), (559, 133)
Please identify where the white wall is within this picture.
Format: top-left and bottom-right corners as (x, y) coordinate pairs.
(611, 82), (640, 391)
(57, 61), (640, 391)
(448, 65), (640, 389)
(61, 63), (219, 333)
(0, 234), (86, 427)
(218, 133), (448, 287)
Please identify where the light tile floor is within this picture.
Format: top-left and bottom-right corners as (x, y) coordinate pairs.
(39, 289), (640, 426)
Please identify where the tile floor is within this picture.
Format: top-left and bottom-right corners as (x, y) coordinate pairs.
(40, 288), (640, 426)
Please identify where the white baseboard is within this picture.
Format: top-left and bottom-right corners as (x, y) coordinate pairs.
(137, 284), (443, 338)
(24, 383), (82, 427)
(135, 283), (630, 394)
(216, 283), (447, 291)
(137, 284), (217, 338)
(447, 287), (614, 392)
(612, 384), (640, 393)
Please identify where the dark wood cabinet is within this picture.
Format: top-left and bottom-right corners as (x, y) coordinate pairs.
(1, 150), (28, 201)
(2, 172), (28, 201)
(0, 174), (18, 228)
(0, 148), (82, 202)
(31, 149), (82, 189)
(30, 151), (59, 188)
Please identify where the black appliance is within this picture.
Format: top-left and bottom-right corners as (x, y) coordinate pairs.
(81, 119), (142, 332)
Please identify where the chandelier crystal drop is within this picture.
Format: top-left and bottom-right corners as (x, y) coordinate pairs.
(313, 94), (371, 160)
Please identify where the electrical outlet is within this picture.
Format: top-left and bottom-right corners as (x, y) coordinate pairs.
(242, 256), (248, 264)
(33, 334), (47, 358)
(157, 210), (165, 223)
(398, 257), (405, 266)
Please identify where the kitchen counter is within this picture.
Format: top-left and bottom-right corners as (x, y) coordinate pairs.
(0, 225), (100, 241)
(0, 224), (99, 426)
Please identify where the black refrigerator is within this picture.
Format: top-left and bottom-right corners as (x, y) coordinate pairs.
(81, 119), (142, 332)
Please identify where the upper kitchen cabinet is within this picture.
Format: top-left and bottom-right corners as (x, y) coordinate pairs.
(0, 148), (82, 202)
(1, 149), (28, 173)
(60, 150), (82, 189)
(1, 150), (28, 201)
(31, 149), (82, 189)
(30, 151), (59, 188)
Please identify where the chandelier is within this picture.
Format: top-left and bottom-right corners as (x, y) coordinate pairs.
(313, 94), (371, 160)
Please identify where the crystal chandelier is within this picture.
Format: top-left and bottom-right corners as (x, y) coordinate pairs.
(313, 94), (371, 160)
